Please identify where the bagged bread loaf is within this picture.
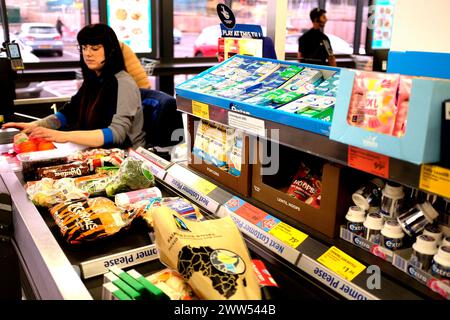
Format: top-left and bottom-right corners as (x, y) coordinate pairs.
(50, 197), (136, 244)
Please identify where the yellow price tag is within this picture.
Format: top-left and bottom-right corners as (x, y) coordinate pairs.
(318, 246), (366, 282)
(192, 101), (210, 120)
(420, 165), (450, 199)
(192, 178), (217, 195)
(269, 222), (308, 248)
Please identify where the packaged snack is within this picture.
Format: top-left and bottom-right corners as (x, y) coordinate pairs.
(105, 157), (155, 197)
(50, 197), (136, 244)
(74, 173), (112, 196)
(17, 149), (68, 181)
(347, 71), (400, 136)
(115, 187), (162, 208)
(69, 148), (125, 172)
(153, 208), (261, 300)
(140, 197), (202, 227)
(95, 166), (120, 176)
(146, 268), (197, 300)
(26, 178), (88, 207)
(287, 162), (323, 208)
(228, 132), (243, 177)
(37, 161), (90, 179)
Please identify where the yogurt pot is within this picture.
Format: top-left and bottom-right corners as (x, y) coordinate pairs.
(363, 212), (384, 244)
(410, 235), (438, 271)
(346, 206), (366, 236)
(381, 220), (404, 251)
(430, 246), (450, 280)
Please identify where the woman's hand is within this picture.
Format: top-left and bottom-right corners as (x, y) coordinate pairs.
(28, 127), (70, 143)
(2, 122), (38, 133)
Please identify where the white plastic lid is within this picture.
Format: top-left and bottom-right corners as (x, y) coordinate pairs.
(382, 183), (404, 199)
(433, 246), (450, 267)
(363, 212), (384, 230)
(412, 235), (438, 256)
(419, 202), (439, 222)
(381, 220), (404, 239)
(352, 194), (370, 211)
(345, 206), (366, 223)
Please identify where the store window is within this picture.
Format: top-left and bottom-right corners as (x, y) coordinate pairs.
(324, 0), (357, 54)
(286, 0), (319, 55)
(174, 0), (268, 58)
(3, 0), (88, 63)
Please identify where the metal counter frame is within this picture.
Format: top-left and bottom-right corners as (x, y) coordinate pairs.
(2, 171), (92, 300)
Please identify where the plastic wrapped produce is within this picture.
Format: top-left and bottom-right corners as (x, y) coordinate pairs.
(26, 178), (88, 207)
(105, 158), (155, 197)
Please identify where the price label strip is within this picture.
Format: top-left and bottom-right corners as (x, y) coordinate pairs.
(192, 101), (210, 120)
(317, 246), (366, 282)
(348, 146), (389, 179)
(269, 222), (308, 249)
(419, 165), (450, 199)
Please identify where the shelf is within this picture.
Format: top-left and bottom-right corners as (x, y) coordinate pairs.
(176, 95), (450, 199)
(142, 148), (440, 300)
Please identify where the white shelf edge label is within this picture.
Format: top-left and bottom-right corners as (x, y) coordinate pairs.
(164, 173), (220, 213)
(79, 244), (159, 279)
(228, 211), (300, 265)
(128, 149), (166, 180)
(228, 111), (266, 137)
(297, 255), (378, 301)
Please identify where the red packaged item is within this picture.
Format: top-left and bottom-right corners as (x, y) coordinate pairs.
(287, 162), (322, 208)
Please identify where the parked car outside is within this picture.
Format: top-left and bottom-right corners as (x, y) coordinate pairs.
(17, 23), (64, 56)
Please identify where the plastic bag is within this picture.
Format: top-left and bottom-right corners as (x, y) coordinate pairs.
(26, 178), (88, 207)
(49, 197), (136, 244)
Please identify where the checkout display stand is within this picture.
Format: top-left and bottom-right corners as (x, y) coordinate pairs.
(1, 145), (439, 300)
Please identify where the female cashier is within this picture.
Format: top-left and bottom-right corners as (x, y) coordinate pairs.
(3, 24), (146, 149)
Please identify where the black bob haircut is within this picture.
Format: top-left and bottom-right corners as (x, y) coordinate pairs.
(310, 8), (327, 23)
(77, 23), (125, 79)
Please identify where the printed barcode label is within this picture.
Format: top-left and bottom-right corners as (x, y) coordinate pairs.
(393, 255), (406, 270)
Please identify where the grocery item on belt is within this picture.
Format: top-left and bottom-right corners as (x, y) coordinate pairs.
(26, 178), (88, 207)
(95, 166), (120, 176)
(50, 197), (136, 244)
(146, 268), (197, 300)
(17, 149), (69, 181)
(37, 161), (89, 179)
(105, 157), (155, 197)
(286, 162), (322, 208)
(153, 207), (261, 300)
(114, 187), (162, 208)
(69, 148), (125, 172)
(140, 197), (202, 228)
(74, 173), (112, 196)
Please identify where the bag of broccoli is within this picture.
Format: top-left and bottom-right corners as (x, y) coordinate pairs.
(105, 158), (155, 197)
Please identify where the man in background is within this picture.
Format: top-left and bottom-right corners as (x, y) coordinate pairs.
(297, 8), (336, 66)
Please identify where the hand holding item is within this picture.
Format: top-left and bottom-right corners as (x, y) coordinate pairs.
(29, 127), (69, 143)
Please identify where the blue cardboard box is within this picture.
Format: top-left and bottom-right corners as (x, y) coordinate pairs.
(330, 69), (450, 164)
(175, 55), (341, 136)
